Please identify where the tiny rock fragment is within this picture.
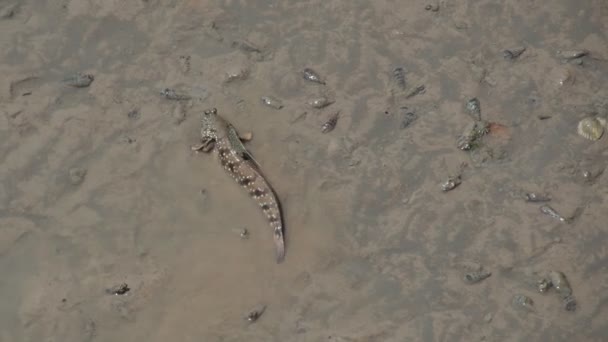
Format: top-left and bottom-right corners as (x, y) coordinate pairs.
(261, 96), (284, 109)
(557, 49), (589, 60)
(321, 111), (340, 133)
(465, 98), (482, 121)
(63, 73), (94, 88)
(441, 175), (461, 192)
(463, 270), (492, 284)
(548, 271), (573, 297)
(457, 120), (489, 151)
(538, 270), (577, 311)
(308, 96), (333, 109)
(69, 167), (87, 185)
(524, 193), (551, 202)
(503, 47), (526, 60)
(425, 4), (439, 11)
(302, 68), (325, 85)
(512, 294), (534, 311)
(160, 88), (190, 101)
(106, 283), (130, 295)
(245, 305), (266, 323)
(224, 65), (249, 83)
(540, 205), (567, 223)
(537, 278), (552, 293)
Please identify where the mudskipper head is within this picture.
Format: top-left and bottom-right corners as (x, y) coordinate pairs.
(201, 107), (220, 140)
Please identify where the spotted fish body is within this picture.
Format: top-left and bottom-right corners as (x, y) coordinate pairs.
(197, 108), (286, 263)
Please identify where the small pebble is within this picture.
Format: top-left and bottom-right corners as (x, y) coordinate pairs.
(261, 96), (284, 109)
(321, 111), (340, 133)
(557, 49), (589, 60)
(441, 176), (461, 192)
(524, 192), (551, 202)
(512, 294), (534, 311)
(465, 98), (482, 121)
(537, 278), (551, 293)
(68, 167), (87, 185)
(224, 65), (249, 83)
(160, 88), (190, 101)
(308, 96), (333, 109)
(63, 73), (94, 88)
(503, 47), (526, 60)
(463, 270), (492, 284)
(245, 305), (266, 323)
(302, 68), (325, 85)
(540, 205), (566, 222)
(106, 283), (130, 295)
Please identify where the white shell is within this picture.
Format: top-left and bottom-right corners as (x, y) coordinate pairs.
(577, 117), (606, 141)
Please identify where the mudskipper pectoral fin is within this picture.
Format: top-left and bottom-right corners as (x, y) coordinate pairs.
(192, 138), (216, 153)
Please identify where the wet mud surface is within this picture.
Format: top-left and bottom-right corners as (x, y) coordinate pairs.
(1, 0), (608, 341)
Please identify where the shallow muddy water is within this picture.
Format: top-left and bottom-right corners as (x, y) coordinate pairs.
(1, 0), (608, 341)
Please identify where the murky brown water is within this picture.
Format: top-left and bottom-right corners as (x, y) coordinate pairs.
(1, 0), (608, 341)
